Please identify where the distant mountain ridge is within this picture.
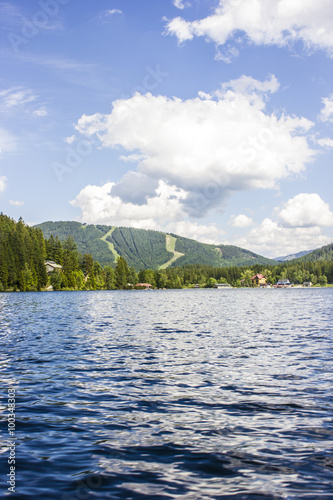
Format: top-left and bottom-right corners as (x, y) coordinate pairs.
(36, 221), (276, 270)
(274, 249), (313, 262)
(292, 243), (333, 263)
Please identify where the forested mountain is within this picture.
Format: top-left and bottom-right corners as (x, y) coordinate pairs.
(171, 234), (274, 267)
(293, 243), (333, 263)
(1, 214), (333, 291)
(36, 221), (275, 270)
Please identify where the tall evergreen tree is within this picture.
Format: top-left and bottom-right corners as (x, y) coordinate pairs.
(103, 266), (116, 289)
(115, 256), (129, 289)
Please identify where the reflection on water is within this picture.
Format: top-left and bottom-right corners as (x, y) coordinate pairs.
(1, 289), (333, 499)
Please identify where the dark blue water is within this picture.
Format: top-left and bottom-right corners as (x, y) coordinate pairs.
(1, 289), (333, 499)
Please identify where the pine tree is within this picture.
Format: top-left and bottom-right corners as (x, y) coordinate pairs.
(81, 254), (94, 277)
(103, 266), (116, 289)
(115, 257), (129, 289)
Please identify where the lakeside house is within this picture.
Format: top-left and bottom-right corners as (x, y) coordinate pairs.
(275, 278), (292, 287)
(303, 281), (312, 287)
(251, 274), (267, 287)
(214, 283), (232, 289)
(135, 283), (152, 290)
(45, 260), (62, 274)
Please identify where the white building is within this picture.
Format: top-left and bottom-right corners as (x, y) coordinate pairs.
(45, 260), (62, 274)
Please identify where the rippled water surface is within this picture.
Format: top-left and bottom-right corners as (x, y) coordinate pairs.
(1, 289), (333, 499)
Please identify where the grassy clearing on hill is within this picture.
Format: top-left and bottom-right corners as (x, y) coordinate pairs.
(159, 235), (184, 269)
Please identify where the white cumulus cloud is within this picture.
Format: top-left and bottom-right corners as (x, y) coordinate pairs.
(64, 135), (76, 145)
(75, 77), (315, 217)
(233, 193), (333, 257)
(231, 214), (254, 228)
(165, 0), (333, 57)
(71, 180), (187, 228)
(0, 175), (7, 192)
(319, 95), (333, 122)
(276, 193), (333, 228)
(235, 218), (332, 258)
(221, 74), (280, 96)
(70, 179), (223, 243)
(317, 137), (333, 148)
(164, 220), (223, 244)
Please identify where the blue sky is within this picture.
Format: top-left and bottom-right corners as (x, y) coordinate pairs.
(1, 0), (333, 258)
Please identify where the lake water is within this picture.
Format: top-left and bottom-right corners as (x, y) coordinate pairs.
(1, 289), (333, 499)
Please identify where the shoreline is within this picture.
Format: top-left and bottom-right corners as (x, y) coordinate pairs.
(1, 285), (332, 293)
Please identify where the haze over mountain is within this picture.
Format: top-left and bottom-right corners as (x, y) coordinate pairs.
(274, 250), (314, 262)
(292, 243), (333, 263)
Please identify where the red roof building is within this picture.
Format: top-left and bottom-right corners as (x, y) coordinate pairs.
(135, 283), (152, 289)
(251, 274), (267, 287)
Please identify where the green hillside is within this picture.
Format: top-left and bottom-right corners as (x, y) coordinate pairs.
(36, 221), (114, 266)
(36, 221), (275, 270)
(106, 227), (173, 269)
(172, 234), (274, 267)
(292, 243), (333, 263)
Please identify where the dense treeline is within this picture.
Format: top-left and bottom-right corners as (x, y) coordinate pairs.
(172, 260), (333, 287)
(0, 213), (47, 291)
(0, 215), (137, 291)
(133, 260), (333, 289)
(46, 258), (333, 291)
(1, 214), (332, 292)
(37, 221), (116, 266)
(296, 243), (333, 263)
